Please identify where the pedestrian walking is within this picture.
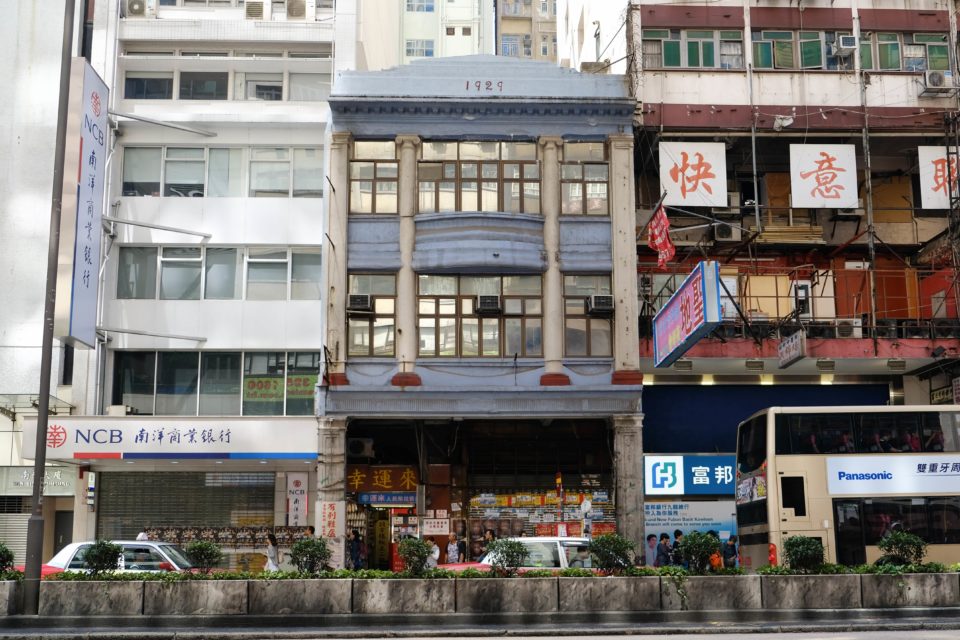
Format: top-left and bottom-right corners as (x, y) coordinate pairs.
(723, 535), (738, 569)
(426, 538), (440, 569)
(135, 529), (149, 541)
(446, 532), (466, 563)
(265, 533), (281, 572)
(304, 525), (315, 539)
(348, 529), (363, 570)
(643, 534), (657, 567)
(671, 529), (685, 566)
(655, 533), (672, 567)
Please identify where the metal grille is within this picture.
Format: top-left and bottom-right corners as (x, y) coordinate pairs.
(0, 515), (30, 562)
(97, 472), (276, 540)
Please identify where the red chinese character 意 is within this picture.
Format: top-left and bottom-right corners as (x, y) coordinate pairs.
(668, 151), (716, 198)
(799, 151), (846, 199)
(931, 157), (959, 195)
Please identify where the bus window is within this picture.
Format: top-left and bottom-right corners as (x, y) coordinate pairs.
(738, 415), (766, 473)
(780, 476), (807, 517)
(929, 497), (960, 544)
(862, 498), (929, 544)
(856, 415), (907, 454)
(778, 415), (854, 455)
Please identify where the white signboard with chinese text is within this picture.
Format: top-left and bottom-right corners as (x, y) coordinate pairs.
(827, 455), (960, 495)
(659, 142), (727, 207)
(0, 467), (76, 496)
(778, 331), (807, 369)
(21, 416), (318, 461)
(421, 518), (450, 536)
(286, 472), (308, 526)
(919, 146), (958, 209)
(644, 501), (737, 541)
(55, 59), (109, 348)
(789, 144), (858, 209)
(319, 500), (345, 538)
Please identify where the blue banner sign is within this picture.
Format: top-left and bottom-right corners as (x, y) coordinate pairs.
(644, 454), (736, 496)
(652, 260), (723, 367)
(357, 492), (417, 505)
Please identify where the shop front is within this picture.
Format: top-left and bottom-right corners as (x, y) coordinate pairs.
(22, 416), (318, 569)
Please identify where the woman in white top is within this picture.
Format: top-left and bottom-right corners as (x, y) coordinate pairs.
(265, 533), (281, 572)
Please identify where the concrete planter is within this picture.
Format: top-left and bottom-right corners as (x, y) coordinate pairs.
(861, 573), (960, 608)
(0, 581), (20, 616)
(456, 577), (558, 613)
(249, 579), (351, 615)
(352, 579), (455, 614)
(143, 580), (247, 615)
(761, 574), (862, 609)
(559, 576), (660, 612)
(660, 575), (762, 611)
(39, 580), (143, 616)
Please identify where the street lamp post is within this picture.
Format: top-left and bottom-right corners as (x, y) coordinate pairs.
(22, 0), (77, 616)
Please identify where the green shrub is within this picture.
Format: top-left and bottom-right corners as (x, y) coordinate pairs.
(485, 539), (528, 577)
(623, 566), (658, 577)
(587, 534), (635, 575)
(83, 540), (123, 575)
(0, 542), (14, 572)
(712, 566), (746, 576)
(522, 569), (555, 578)
(397, 538), (431, 577)
(756, 564), (793, 575)
(813, 563), (849, 575)
(783, 535), (824, 573)
(677, 531), (720, 575)
(877, 530), (927, 566)
(558, 567), (594, 578)
(458, 567), (493, 579)
(0, 570), (23, 582)
(288, 537), (331, 574)
(184, 541), (223, 574)
(657, 565), (689, 578)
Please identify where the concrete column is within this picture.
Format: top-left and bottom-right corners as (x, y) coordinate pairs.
(538, 136), (570, 386)
(392, 135), (422, 386)
(317, 417), (347, 568)
(325, 132), (352, 385)
(608, 134), (643, 384)
(612, 413), (644, 547)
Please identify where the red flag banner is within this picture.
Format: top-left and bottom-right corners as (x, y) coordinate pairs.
(647, 205), (675, 269)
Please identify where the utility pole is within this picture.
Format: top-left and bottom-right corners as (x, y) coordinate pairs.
(23, 0), (77, 616)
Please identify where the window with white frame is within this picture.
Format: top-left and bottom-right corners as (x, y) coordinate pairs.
(642, 29), (743, 69)
(561, 142), (608, 215)
(124, 72), (174, 99)
(237, 73), (283, 101)
(406, 0), (435, 11)
(406, 39), (435, 57)
(501, 35), (521, 57)
(117, 246), (321, 301)
(121, 146), (322, 198)
(349, 141), (398, 214)
(563, 274), (612, 357)
(347, 274), (397, 357)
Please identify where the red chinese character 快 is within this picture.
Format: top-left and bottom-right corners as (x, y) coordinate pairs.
(668, 152), (716, 198)
(931, 157), (959, 195)
(799, 151), (846, 199)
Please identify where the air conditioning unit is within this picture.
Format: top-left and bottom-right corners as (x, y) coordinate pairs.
(107, 405), (133, 416)
(285, 0), (315, 19)
(475, 295), (502, 315)
(124, 0), (149, 17)
(347, 438), (375, 458)
(346, 294), (372, 312)
(830, 35), (857, 57)
(714, 223), (742, 242)
(246, 0), (267, 20)
(835, 317), (863, 339)
(921, 70), (956, 97)
(586, 295), (615, 316)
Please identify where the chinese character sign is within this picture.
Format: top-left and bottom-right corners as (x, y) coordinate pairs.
(345, 465), (419, 493)
(286, 472), (308, 526)
(319, 501), (345, 538)
(919, 146), (959, 209)
(55, 60), (109, 348)
(789, 144), (858, 208)
(659, 142), (727, 207)
(652, 260), (722, 367)
(645, 455), (736, 496)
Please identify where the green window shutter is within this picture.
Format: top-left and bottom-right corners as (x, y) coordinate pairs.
(762, 31), (793, 41)
(878, 42), (900, 69)
(774, 40), (796, 68)
(687, 30), (714, 40)
(720, 30), (742, 41)
(702, 41), (715, 67)
(663, 40), (681, 67)
(800, 39), (822, 68)
(753, 41), (773, 68)
(913, 33), (947, 44)
(860, 43), (873, 69)
(642, 29), (670, 39)
(928, 44), (949, 70)
(687, 41), (700, 67)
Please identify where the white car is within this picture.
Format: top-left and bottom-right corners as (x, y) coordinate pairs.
(42, 540), (194, 574)
(441, 536), (595, 572)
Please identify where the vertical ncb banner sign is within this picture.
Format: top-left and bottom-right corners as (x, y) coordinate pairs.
(652, 261), (723, 367)
(54, 59), (109, 348)
(286, 472), (309, 526)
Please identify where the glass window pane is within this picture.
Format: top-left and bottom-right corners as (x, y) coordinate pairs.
(525, 299), (542, 314)
(376, 163), (398, 178)
(118, 247), (158, 299)
(562, 165), (583, 180)
(351, 180), (373, 213)
(459, 141), (498, 160)
(523, 163), (539, 179)
(204, 248), (239, 299)
(419, 299), (436, 314)
(372, 317), (395, 355)
(291, 251), (322, 300)
(243, 352), (285, 415)
(505, 318), (523, 355)
(166, 148), (204, 160)
(293, 148), (324, 197)
(461, 277), (500, 295)
(502, 142), (536, 160)
(124, 75), (173, 99)
(860, 43), (873, 69)
(251, 148), (290, 161)
(461, 182), (478, 210)
(199, 352), (241, 415)
(155, 352), (199, 416)
(481, 318), (500, 356)
(590, 319), (613, 356)
(687, 41), (700, 67)
(800, 39), (822, 68)
(250, 161), (290, 197)
(351, 162), (374, 180)
(348, 319), (370, 356)
(350, 274), (396, 295)
(525, 318), (542, 356)
(289, 73), (330, 101)
(461, 318), (479, 356)
(586, 183), (608, 215)
(164, 160), (205, 197)
(112, 351), (156, 415)
(286, 352), (320, 415)
(419, 182), (436, 213)
(122, 148), (162, 196)
(878, 43), (900, 70)
(208, 149), (243, 197)
(774, 40), (795, 68)
(376, 181), (398, 213)
(564, 143), (605, 162)
(438, 182), (456, 211)
(753, 41), (773, 68)
(160, 262), (201, 300)
(375, 298), (395, 314)
(247, 262), (288, 300)
(564, 274), (611, 295)
(524, 182), (540, 213)
(584, 164), (608, 181)
(354, 141), (396, 160)
(438, 318), (457, 355)
(562, 183), (583, 214)
(565, 318), (588, 356)
(419, 317), (436, 355)
(504, 298), (523, 315)
(422, 141), (458, 160)
(504, 182), (521, 212)
(663, 40), (681, 67)
(503, 276), (541, 295)
(179, 72), (228, 100)
(928, 44), (949, 70)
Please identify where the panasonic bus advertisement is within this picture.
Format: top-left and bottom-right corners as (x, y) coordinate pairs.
(827, 455), (960, 495)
